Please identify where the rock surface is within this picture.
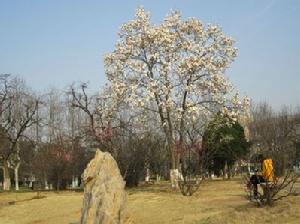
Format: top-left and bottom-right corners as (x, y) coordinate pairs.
(80, 149), (127, 224)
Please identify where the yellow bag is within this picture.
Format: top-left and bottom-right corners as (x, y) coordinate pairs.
(262, 159), (273, 181)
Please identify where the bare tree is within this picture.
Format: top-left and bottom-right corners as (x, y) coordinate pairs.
(250, 103), (300, 174)
(0, 75), (37, 190)
(244, 169), (300, 206)
(69, 83), (115, 152)
(245, 102), (300, 206)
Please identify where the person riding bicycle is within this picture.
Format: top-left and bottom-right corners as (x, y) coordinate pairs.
(250, 154), (273, 198)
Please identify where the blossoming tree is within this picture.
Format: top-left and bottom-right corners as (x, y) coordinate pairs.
(104, 8), (249, 188)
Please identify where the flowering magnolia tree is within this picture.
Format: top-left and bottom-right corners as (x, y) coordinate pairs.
(104, 7), (249, 188)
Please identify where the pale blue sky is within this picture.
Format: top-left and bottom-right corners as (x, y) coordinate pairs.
(0, 0), (299, 108)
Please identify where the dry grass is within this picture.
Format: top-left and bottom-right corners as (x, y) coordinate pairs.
(1, 179), (300, 224)
(0, 191), (82, 224)
(127, 179), (300, 224)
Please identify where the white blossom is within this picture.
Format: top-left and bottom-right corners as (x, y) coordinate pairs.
(103, 7), (247, 160)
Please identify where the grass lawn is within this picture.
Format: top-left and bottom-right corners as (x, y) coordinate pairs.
(1, 178), (300, 224)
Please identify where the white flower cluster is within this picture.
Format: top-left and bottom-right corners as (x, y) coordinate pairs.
(103, 7), (246, 138)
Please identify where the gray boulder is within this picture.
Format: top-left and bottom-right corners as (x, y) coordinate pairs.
(80, 149), (127, 224)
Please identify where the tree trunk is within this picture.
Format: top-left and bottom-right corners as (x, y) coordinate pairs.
(56, 180), (60, 191)
(2, 160), (11, 191)
(169, 140), (181, 188)
(223, 161), (228, 179)
(29, 174), (34, 189)
(145, 168), (150, 182)
(44, 180), (49, 190)
(72, 175), (79, 188)
(14, 162), (20, 191)
(56, 173), (61, 191)
(43, 172), (49, 190)
(170, 163), (181, 188)
(156, 174), (161, 182)
(170, 169), (180, 188)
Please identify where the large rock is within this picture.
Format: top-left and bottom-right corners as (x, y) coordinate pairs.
(80, 149), (127, 224)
